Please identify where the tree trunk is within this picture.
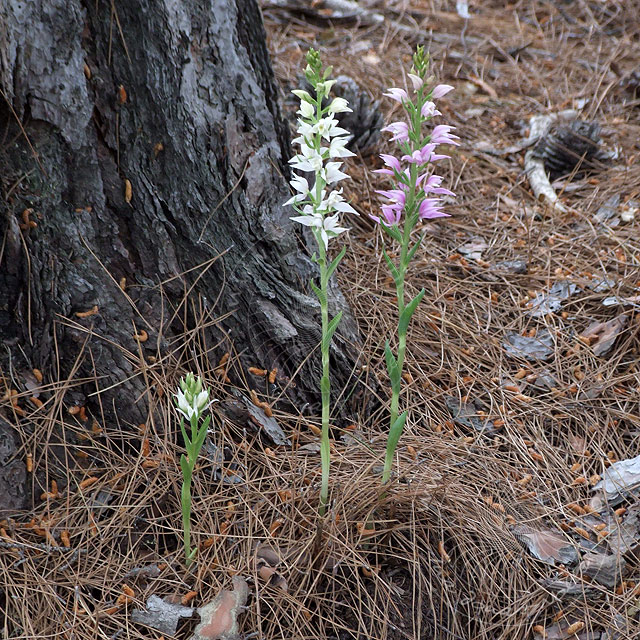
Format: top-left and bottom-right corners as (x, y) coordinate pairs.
(0, 0), (360, 442)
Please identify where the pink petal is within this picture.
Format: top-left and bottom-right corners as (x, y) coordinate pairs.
(431, 84), (454, 99)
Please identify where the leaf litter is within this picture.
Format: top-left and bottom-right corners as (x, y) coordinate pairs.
(580, 314), (628, 357)
(503, 329), (555, 361)
(525, 281), (580, 317)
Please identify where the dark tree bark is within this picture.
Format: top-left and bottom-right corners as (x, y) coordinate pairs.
(0, 0), (360, 439)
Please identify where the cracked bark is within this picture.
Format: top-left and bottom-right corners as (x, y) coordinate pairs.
(0, 0), (361, 439)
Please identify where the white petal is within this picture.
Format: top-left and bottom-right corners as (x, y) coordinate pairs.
(328, 97), (352, 113)
(298, 101), (315, 119)
(284, 193), (304, 206)
(296, 120), (314, 137)
(334, 200), (358, 215)
(324, 162), (349, 184)
(329, 137), (356, 158)
(290, 174), (309, 194)
(292, 89), (313, 102)
(291, 214), (322, 228)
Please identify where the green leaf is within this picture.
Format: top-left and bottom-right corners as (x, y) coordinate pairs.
(406, 233), (425, 263)
(380, 222), (403, 243)
(309, 279), (326, 305)
(322, 311), (342, 352)
(326, 245), (346, 281)
(180, 454), (191, 478)
(180, 422), (192, 451)
(386, 411), (407, 460)
(382, 246), (401, 285)
(321, 374), (330, 403)
(194, 417), (210, 452)
(384, 341), (401, 394)
(398, 289), (425, 336)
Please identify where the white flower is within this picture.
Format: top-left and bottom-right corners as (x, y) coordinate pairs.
(194, 390), (210, 412)
(314, 117), (349, 141)
(290, 211), (349, 249)
(322, 213), (349, 248)
(298, 100), (315, 119)
(295, 119), (314, 139)
(283, 173), (311, 206)
(289, 144), (324, 173)
(176, 389), (196, 420)
(328, 97), (352, 113)
(316, 80), (336, 96)
(323, 162), (349, 184)
(328, 136), (355, 158)
(175, 386), (213, 421)
(291, 211), (323, 229)
(320, 188), (358, 215)
(292, 89), (313, 102)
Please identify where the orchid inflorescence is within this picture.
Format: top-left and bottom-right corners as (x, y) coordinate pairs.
(373, 46), (459, 484)
(285, 48), (358, 515)
(286, 54), (357, 248)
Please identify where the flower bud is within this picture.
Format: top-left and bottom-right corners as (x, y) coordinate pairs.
(292, 89), (313, 102)
(298, 100), (315, 119)
(328, 97), (351, 114)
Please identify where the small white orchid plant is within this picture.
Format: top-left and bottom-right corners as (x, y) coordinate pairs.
(174, 373), (216, 565)
(285, 48), (358, 515)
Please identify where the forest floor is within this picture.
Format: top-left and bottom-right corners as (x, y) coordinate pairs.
(2, 1), (640, 639)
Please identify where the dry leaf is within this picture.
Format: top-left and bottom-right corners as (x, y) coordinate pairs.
(131, 595), (194, 635)
(445, 396), (495, 433)
(503, 330), (554, 361)
(593, 453), (640, 503)
(512, 526), (579, 566)
(526, 281), (580, 317)
(255, 544), (288, 592)
(191, 576), (248, 640)
(578, 551), (626, 588)
(580, 315), (627, 356)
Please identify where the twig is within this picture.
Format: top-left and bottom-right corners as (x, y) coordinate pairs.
(523, 110), (578, 212)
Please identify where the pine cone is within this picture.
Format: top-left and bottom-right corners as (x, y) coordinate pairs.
(532, 119), (603, 178)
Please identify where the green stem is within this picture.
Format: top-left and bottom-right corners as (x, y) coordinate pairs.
(318, 240), (331, 516)
(383, 164), (418, 484)
(181, 467), (194, 566)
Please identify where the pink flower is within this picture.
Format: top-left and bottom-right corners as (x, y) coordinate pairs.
(371, 204), (403, 226)
(408, 74), (423, 91)
(421, 101), (441, 118)
(418, 198), (449, 220)
(431, 84), (454, 99)
(373, 153), (402, 176)
(370, 188), (406, 226)
(402, 143), (449, 165)
(376, 189), (406, 208)
(381, 121), (409, 143)
(383, 87), (409, 103)
(423, 174), (456, 197)
(431, 125), (460, 146)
